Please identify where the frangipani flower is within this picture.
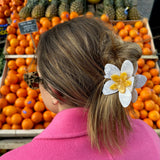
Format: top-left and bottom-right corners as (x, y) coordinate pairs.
(102, 60), (147, 108)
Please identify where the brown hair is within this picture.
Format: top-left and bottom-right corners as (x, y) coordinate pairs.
(37, 17), (141, 153)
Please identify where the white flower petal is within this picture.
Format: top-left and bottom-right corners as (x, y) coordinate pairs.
(102, 80), (118, 95)
(133, 62), (138, 75)
(128, 77), (134, 92)
(104, 64), (120, 79)
(121, 60), (134, 77)
(119, 88), (131, 108)
(132, 89), (138, 103)
(134, 75), (147, 88)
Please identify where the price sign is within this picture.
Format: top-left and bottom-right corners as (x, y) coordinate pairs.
(18, 19), (38, 35)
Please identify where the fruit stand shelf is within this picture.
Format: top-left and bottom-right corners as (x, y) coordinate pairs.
(0, 138), (32, 149)
(0, 129), (43, 138)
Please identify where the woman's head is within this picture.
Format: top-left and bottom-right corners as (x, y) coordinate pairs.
(37, 16), (141, 152)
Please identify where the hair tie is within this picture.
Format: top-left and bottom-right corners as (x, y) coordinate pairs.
(102, 60), (147, 108)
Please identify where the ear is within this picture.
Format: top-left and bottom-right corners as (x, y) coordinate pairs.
(52, 97), (59, 105)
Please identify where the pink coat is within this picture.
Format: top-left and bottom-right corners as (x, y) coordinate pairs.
(1, 107), (160, 160)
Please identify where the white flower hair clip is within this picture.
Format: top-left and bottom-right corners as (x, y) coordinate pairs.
(102, 60), (147, 108)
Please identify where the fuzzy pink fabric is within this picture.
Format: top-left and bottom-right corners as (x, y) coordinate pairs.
(1, 107), (160, 160)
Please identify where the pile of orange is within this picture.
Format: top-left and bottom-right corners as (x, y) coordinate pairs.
(129, 58), (160, 129)
(0, 0), (25, 25)
(113, 20), (153, 55)
(0, 58), (56, 129)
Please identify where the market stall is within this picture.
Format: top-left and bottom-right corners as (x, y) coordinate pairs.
(0, 0), (160, 155)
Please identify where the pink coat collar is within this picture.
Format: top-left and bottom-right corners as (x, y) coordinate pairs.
(35, 107), (88, 139)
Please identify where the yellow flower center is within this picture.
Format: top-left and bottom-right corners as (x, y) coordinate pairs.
(110, 72), (132, 93)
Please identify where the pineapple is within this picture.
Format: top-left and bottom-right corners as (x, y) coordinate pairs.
(128, 0), (141, 20)
(115, 0), (127, 20)
(58, 0), (69, 16)
(45, 0), (58, 19)
(19, 6), (32, 19)
(103, 0), (115, 20)
(70, 0), (83, 15)
(96, 3), (103, 16)
(31, 0), (50, 19)
(19, 0), (39, 19)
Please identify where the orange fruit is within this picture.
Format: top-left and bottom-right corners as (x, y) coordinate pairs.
(21, 118), (34, 129)
(153, 85), (160, 94)
(21, 107), (33, 118)
(41, 19), (51, 29)
(144, 100), (155, 111)
(0, 98), (8, 108)
(124, 24), (133, 31)
(34, 124), (44, 129)
(4, 105), (17, 116)
(119, 29), (128, 38)
(38, 93), (43, 102)
(134, 21), (143, 29)
(143, 34), (151, 43)
(152, 77), (160, 85)
(146, 60), (155, 68)
(7, 70), (17, 75)
(149, 68), (159, 77)
(144, 80), (153, 88)
(8, 60), (17, 70)
(134, 36), (143, 43)
(60, 11), (70, 20)
(7, 46), (15, 55)
(0, 85), (10, 96)
(14, 97), (25, 108)
(141, 64), (149, 72)
(139, 109), (148, 119)
(133, 100), (144, 110)
(27, 89), (38, 99)
(136, 42), (143, 49)
(29, 39), (38, 48)
(7, 34), (16, 41)
(17, 65), (27, 74)
(154, 104), (159, 112)
(15, 58), (25, 67)
(140, 87), (152, 101)
(10, 12), (20, 20)
(142, 72), (151, 80)
(6, 73), (19, 84)
(39, 27), (48, 35)
(6, 116), (12, 125)
(12, 124), (21, 129)
(10, 38), (19, 47)
(25, 46), (34, 55)
(44, 121), (50, 128)
(27, 63), (37, 72)
(19, 39), (29, 47)
(123, 36), (132, 42)
(31, 111), (43, 123)
(24, 97), (36, 108)
(2, 123), (11, 129)
(11, 113), (22, 124)
(152, 93), (159, 103)
(43, 110), (53, 122)
(137, 58), (145, 68)
(70, 11), (79, 20)
(17, 34), (26, 41)
(144, 43), (151, 49)
(135, 88), (141, 95)
(0, 113), (6, 124)
(20, 80), (28, 89)
(148, 110), (160, 121)
(51, 16), (61, 24)
(139, 27), (148, 35)
(142, 47), (152, 55)
(100, 14), (109, 23)
(15, 46), (25, 55)
(116, 21), (125, 30)
(16, 88), (27, 97)
(5, 93), (17, 104)
(143, 118), (153, 128)
(129, 29), (138, 38)
(11, 19), (20, 28)
(34, 101), (45, 112)
(129, 109), (140, 119)
(7, 25), (16, 34)
(26, 58), (35, 66)
(156, 119), (160, 129)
